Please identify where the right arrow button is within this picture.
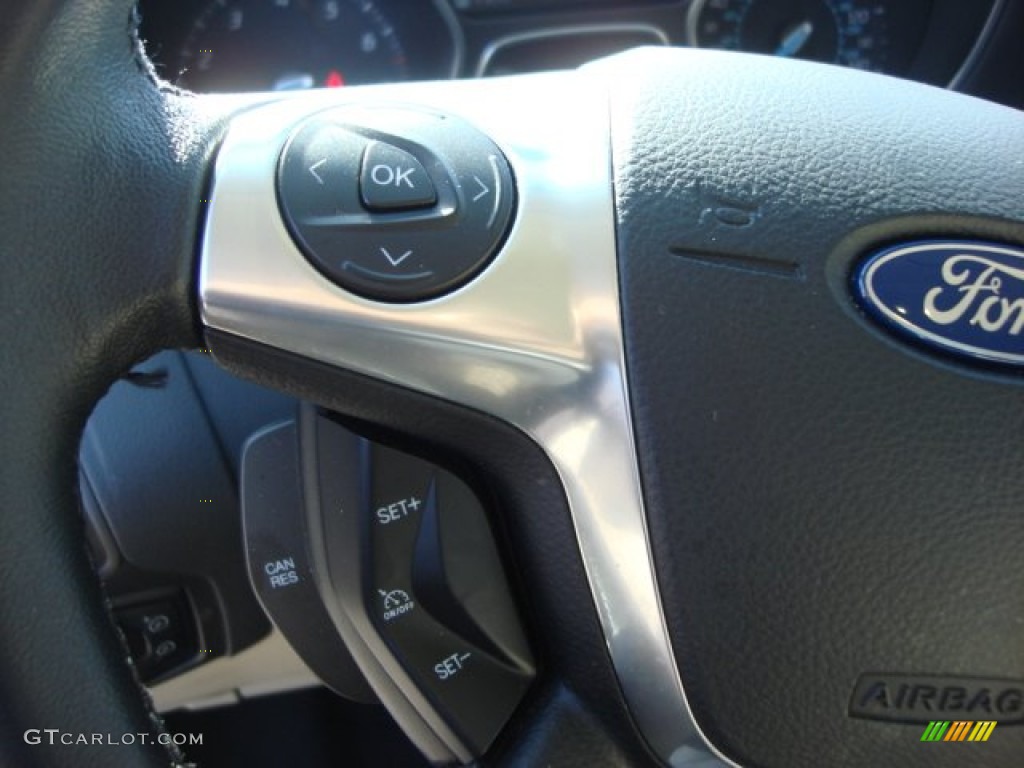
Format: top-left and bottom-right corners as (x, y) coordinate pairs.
(471, 176), (490, 203)
(468, 155), (504, 230)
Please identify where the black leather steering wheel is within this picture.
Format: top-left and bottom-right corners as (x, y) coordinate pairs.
(0, 2), (224, 765)
(2, 2), (1023, 767)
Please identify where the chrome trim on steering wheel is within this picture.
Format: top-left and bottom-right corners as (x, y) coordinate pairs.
(199, 73), (737, 767)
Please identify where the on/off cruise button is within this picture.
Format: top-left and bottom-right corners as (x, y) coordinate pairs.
(360, 141), (437, 212)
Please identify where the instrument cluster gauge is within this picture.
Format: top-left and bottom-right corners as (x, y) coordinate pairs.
(162, 0), (413, 93)
(687, 0), (932, 76)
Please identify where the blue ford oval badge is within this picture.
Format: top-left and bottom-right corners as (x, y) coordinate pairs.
(856, 240), (1024, 365)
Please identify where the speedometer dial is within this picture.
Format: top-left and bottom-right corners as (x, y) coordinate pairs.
(176, 0), (408, 93)
(688, 0), (906, 74)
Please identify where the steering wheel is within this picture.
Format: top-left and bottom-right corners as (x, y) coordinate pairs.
(2, 1), (1023, 766)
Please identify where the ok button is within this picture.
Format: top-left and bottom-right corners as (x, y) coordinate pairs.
(359, 141), (437, 212)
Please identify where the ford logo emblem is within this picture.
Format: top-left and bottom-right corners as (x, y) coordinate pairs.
(856, 240), (1024, 365)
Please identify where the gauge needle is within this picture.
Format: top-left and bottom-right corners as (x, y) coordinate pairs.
(273, 73), (315, 91)
(775, 21), (814, 58)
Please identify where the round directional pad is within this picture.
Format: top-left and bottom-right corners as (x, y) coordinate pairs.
(276, 106), (516, 303)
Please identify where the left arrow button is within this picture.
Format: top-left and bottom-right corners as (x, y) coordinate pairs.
(308, 159), (327, 185)
(277, 122), (367, 222)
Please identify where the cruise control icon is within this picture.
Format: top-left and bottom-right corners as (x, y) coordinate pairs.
(379, 589), (415, 622)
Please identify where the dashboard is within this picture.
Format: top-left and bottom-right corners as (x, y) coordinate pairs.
(138, 0), (1006, 93)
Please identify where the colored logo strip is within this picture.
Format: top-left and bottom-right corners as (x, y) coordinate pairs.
(921, 721), (949, 742)
(968, 721), (997, 742)
(921, 721), (997, 742)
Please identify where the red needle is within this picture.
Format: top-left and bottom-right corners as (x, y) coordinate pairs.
(324, 69), (345, 88)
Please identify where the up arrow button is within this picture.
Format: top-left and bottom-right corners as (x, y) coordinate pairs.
(359, 141), (437, 212)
